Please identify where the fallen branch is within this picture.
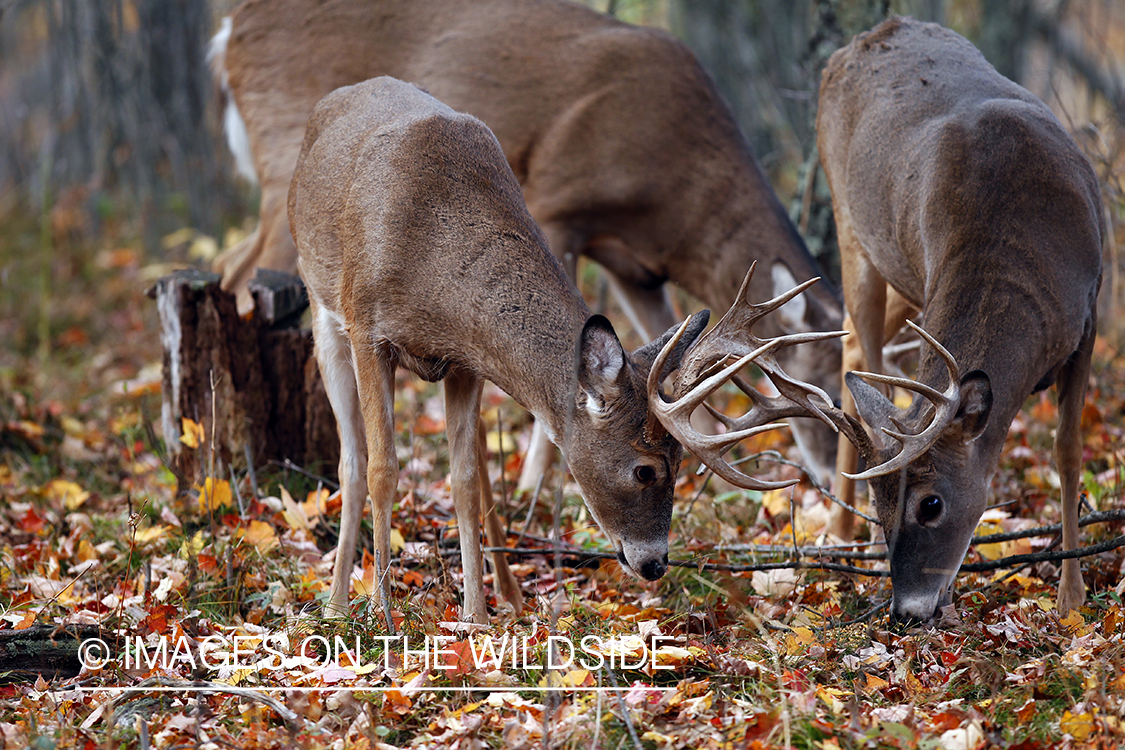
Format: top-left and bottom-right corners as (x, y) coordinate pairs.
(472, 545), (891, 577)
(970, 509), (1125, 546)
(958, 533), (1125, 573)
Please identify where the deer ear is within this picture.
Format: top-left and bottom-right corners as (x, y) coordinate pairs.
(953, 370), (992, 443)
(577, 315), (626, 402)
(846, 371), (897, 449)
(632, 310), (710, 379)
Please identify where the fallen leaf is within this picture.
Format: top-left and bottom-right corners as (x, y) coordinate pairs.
(180, 418), (205, 448)
(238, 521), (278, 552)
(1060, 710), (1095, 741)
(197, 478), (232, 513)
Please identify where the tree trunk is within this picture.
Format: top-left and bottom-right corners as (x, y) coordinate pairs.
(151, 269), (337, 497)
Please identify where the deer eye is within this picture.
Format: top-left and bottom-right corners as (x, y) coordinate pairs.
(633, 465), (658, 486)
(918, 495), (943, 525)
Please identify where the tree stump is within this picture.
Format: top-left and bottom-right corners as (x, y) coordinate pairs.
(150, 269), (338, 495)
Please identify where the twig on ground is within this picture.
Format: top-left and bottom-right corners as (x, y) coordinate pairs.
(604, 668), (644, 750)
(269, 458), (340, 491)
(958, 533), (1125, 572)
(970, 509), (1125, 546)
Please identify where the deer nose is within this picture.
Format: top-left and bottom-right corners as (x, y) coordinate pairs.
(890, 598), (941, 626)
(639, 554), (668, 581)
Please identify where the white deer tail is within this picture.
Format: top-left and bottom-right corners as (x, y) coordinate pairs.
(207, 17), (257, 184)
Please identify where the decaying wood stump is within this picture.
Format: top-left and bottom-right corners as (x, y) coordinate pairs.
(150, 269), (338, 493)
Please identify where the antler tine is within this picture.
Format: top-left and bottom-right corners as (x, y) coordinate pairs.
(844, 322), (962, 481)
(651, 264), (847, 490)
(650, 340), (798, 490)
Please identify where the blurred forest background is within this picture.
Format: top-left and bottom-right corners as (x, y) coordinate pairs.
(0, 0), (1122, 398)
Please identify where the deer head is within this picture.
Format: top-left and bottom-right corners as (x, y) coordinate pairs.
(840, 322), (994, 620)
(562, 311), (710, 582)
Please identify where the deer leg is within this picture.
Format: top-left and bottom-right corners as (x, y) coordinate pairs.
(1054, 321), (1095, 614)
(477, 421), (524, 614)
(830, 221), (887, 540)
(351, 336), (399, 621)
(516, 420), (555, 493)
(313, 304), (370, 616)
(829, 313), (862, 539)
(444, 370), (488, 623)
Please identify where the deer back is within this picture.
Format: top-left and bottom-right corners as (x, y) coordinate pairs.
(219, 0), (841, 391)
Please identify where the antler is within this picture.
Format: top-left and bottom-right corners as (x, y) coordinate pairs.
(648, 262), (847, 490)
(844, 320), (961, 480)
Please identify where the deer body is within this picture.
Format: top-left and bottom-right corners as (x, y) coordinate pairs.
(212, 0), (843, 482)
(290, 77), (710, 620)
(818, 17), (1102, 621)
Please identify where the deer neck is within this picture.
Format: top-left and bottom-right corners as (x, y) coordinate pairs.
(672, 148), (841, 336)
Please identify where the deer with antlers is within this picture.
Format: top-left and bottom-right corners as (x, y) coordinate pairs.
(290, 77), (839, 620)
(815, 17), (1103, 622)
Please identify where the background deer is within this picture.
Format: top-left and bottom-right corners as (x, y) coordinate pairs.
(290, 77), (836, 621)
(209, 0), (843, 487)
(817, 17), (1103, 622)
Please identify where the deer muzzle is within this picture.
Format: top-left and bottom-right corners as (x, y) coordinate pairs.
(618, 541), (670, 581)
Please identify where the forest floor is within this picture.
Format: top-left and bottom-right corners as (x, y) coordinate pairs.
(1, 167), (1125, 750)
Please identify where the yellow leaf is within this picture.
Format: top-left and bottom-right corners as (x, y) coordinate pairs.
(133, 525), (168, 544)
(76, 539), (97, 563)
(762, 488), (791, 518)
(303, 488), (330, 518)
(562, 669), (592, 687)
(1060, 609), (1087, 635)
(238, 521), (278, 552)
(817, 686), (848, 714)
(280, 486), (310, 532)
(352, 563), (377, 598)
(197, 478), (232, 513)
(46, 479), (90, 511)
(651, 646), (694, 668)
(161, 227), (196, 249)
(390, 528), (405, 554)
(179, 530), (205, 559)
(180, 418), (205, 449)
(1060, 710), (1095, 741)
(485, 429), (518, 455)
(189, 235), (219, 263)
(641, 730), (674, 747)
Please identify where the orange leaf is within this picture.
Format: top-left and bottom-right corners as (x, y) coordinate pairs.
(18, 507), (46, 535)
(441, 640), (477, 677)
(1015, 698), (1037, 722)
(864, 673), (889, 692)
(238, 520), (279, 552)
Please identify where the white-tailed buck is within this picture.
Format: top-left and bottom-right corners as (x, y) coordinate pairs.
(817, 17), (1103, 622)
(290, 77), (840, 620)
(209, 0), (843, 486)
